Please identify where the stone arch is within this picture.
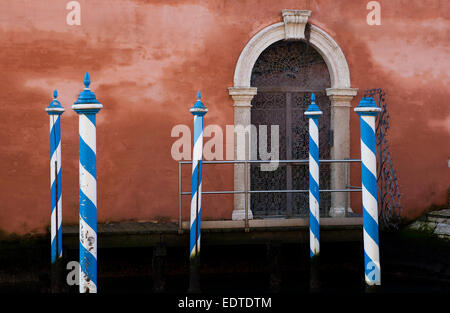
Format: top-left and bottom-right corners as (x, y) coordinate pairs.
(229, 10), (358, 220)
(232, 22), (351, 89)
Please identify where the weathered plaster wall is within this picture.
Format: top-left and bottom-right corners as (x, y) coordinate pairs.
(0, 0), (448, 234)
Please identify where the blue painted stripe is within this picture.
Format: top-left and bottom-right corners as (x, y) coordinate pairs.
(309, 136), (319, 160)
(49, 117), (60, 157)
(193, 117), (203, 147)
(309, 174), (319, 201)
(79, 136), (97, 179)
(312, 117), (319, 128)
(364, 251), (379, 281)
(79, 189), (97, 233)
(79, 242), (97, 286)
(189, 209), (202, 252)
(360, 118), (376, 155)
(361, 162), (378, 201)
(50, 181), (56, 214)
(57, 224), (63, 256)
(190, 162), (199, 201)
(57, 169), (62, 201)
(85, 113), (96, 127)
(363, 205), (379, 245)
(50, 170), (62, 214)
(310, 213), (320, 242)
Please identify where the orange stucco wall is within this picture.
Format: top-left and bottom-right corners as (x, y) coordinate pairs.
(0, 0), (448, 235)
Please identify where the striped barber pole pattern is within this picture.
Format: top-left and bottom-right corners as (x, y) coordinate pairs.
(304, 93), (322, 258)
(73, 73), (103, 293)
(46, 90), (64, 263)
(355, 97), (382, 286)
(189, 91), (207, 260)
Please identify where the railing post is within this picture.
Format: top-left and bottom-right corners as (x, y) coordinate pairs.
(354, 97), (382, 288)
(46, 90), (64, 292)
(72, 73), (103, 293)
(244, 160), (249, 232)
(178, 162), (183, 234)
(188, 91), (207, 293)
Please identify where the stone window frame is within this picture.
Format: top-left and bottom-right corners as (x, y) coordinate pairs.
(228, 10), (358, 220)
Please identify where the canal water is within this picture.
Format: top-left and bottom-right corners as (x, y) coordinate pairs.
(0, 229), (448, 293)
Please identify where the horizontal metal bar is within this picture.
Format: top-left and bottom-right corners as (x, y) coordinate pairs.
(181, 188), (362, 195)
(346, 185), (362, 189)
(181, 191), (244, 195)
(179, 159), (361, 165)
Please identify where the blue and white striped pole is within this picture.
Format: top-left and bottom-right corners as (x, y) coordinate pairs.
(188, 91), (207, 293)
(305, 93), (322, 259)
(46, 90), (64, 264)
(73, 73), (103, 293)
(355, 97), (382, 286)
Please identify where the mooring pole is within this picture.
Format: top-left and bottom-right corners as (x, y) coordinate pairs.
(188, 91), (207, 293)
(305, 93), (322, 291)
(46, 90), (64, 291)
(72, 73), (103, 293)
(354, 97), (382, 289)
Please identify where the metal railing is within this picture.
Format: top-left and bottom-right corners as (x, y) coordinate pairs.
(178, 159), (362, 233)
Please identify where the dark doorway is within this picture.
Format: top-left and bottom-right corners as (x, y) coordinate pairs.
(250, 40), (331, 218)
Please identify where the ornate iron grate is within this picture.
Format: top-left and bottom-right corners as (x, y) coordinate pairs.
(250, 40), (332, 218)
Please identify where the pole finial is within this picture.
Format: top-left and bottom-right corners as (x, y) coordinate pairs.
(53, 89), (58, 99)
(190, 89), (208, 116)
(84, 72), (91, 89)
(304, 92), (322, 117)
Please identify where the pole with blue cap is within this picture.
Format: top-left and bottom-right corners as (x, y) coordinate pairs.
(46, 90), (64, 270)
(305, 93), (322, 258)
(72, 73), (103, 293)
(188, 91), (207, 293)
(354, 97), (382, 288)
(304, 93), (322, 290)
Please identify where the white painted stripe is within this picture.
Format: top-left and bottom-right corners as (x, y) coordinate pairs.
(310, 230), (320, 254)
(190, 182), (203, 233)
(190, 236), (202, 257)
(79, 162), (97, 206)
(57, 199), (62, 229)
(362, 115), (376, 132)
(309, 153), (319, 183)
(79, 216), (97, 259)
(362, 186), (379, 223)
(193, 135), (203, 162)
(51, 209), (56, 242)
(361, 140), (377, 177)
(79, 115), (96, 153)
(79, 272), (97, 293)
(49, 115), (57, 132)
(309, 190), (319, 210)
(50, 143), (61, 186)
(363, 229), (380, 269)
(309, 119), (318, 144)
(190, 192), (197, 223)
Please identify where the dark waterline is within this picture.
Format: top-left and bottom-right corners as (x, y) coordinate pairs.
(0, 229), (448, 293)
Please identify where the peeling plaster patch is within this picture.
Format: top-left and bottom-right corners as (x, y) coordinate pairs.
(427, 116), (450, 134)
(365, 18), (450, 80)
(367, 40), (450, 80)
